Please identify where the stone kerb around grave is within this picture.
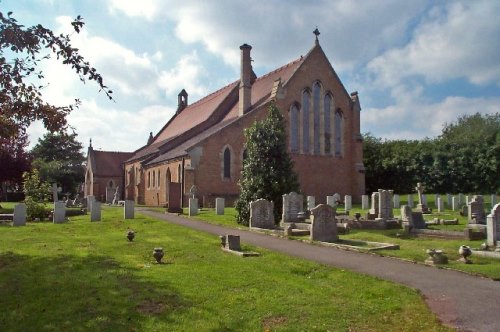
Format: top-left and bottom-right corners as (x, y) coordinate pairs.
(310, 204), (338, 243)
(249, 199), (274, 229)
(486, 203), (500, 247)
(282, 192), (303, 223)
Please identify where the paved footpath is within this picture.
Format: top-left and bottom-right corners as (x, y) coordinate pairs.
(139, 209), (500, 332)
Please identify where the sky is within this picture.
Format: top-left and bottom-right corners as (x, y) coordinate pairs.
(4, 0), (500, 152)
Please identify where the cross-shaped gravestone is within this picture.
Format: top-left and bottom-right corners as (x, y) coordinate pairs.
(415, 183), (425, 205)
(189, 185), (198, 199)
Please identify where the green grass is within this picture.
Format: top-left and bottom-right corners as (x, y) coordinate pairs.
(0, 206), (450, 331)
(169, 204), (500, 280)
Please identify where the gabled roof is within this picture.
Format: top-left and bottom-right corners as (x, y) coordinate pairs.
(90, 150), (134, 177)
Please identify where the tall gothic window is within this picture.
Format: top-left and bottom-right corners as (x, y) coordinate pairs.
(312, 82), (321, 154)
(152, 171), (155, 188)
(223, 147), (231, 179)
(302, 90), (310, 153)
(334, 110), (343, 156)
(147, 171), (151, 189)
(177, 164), (181, 182)
(290, 104), (299, 153)
(324, 94), (332, 154)
(157, 170), (161, 188)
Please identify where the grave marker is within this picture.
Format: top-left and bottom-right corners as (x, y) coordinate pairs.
(369, 192), (379, 215)
(344, 195), (352, 211)
(361, 195), (369, 210)
(407, 194), (413, 208)
(437, 197), (444, 212)
(468, 195), (485, 224)
(452, 197), (458, 211)
(249, 199), (274, 229)
(189, 198), (199, 216)
(13, 203), (26, 226)
(307, 196), (316, 211)
(393, 194), (400, 208)
(53, 201), (66, 224)
(124, 200), (135, 219)
(446, 194), (452, 207)
(310, 204), (337, 242)
(90, 201), (101, 222)
(378, 189), (394, 220)
(486, 203), (500, 247)
(282, 192), (303, 223)
(215, 198), (225, 215)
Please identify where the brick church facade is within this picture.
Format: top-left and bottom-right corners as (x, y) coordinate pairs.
(124, 33), (365, 208)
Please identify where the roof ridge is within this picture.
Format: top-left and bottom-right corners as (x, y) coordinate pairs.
(187, 80), (239, 108)
(94, 150), (133, 154)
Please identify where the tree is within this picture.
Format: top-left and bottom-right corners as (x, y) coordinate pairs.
(235, 103), (300, 225)
(0, 10), (112, 139)
(0, 127), (31, 199)
(31, 131), (85, 195)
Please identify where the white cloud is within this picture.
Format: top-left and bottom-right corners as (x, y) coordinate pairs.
(367, 1), (500, 88)
(107, 0), (159, 21)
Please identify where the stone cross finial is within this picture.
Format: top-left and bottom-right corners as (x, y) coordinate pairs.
(313, 27), (320, 44)
(416, 182), (425, 205)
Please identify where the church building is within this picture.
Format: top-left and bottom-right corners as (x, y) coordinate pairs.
(124, 31), (365, 210)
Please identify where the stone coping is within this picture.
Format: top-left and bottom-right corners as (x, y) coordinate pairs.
(221, 247), (260, 257)
(315, 239), (400, 251)
(470, 250), (500, 260)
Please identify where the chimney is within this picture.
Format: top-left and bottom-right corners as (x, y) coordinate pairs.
(239, 44), (252, 116)
(177, 89), (188, 113)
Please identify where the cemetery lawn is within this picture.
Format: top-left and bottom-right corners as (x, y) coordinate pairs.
(0, 206), (451, 331)
(173, 207), (500, 280)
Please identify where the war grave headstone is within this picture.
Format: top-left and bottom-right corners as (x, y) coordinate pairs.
(282, 192), (303, 223)
(407, 194), (413, 208)
(215, 197), (225, 215)
(13, 203), (26, 226)
(458, 193), (464, 205)
(124, 200), (135, 219)
(486, 203), (500, 247)
(452, 197), (458, 211)
(369, 192), (379, 217)
(189, 198), (199, 216)
(361, 195), (369, 210)
(447, 194), (452, 207)
(53, 201), (66, 224)
(307, 196), (315, 211)
(415, 183), (431, 214)
(393, 194), (400, 208)
(90, 201), (101, 222)
(434, 194), (440, 208)
(310, 204), (337, 242)
(326, 196), (336, 207)
(468, 195), (486, 225)
(344, 195), (352, 211)
(249, 199), (274, 229)
(437, 197), (444, 213)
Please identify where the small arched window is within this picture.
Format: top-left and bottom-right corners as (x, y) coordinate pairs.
(147, 171), (151, 189)
(302, 90), (310, 153)
(177, 164), (181, 182)
(290, 104), (299, 153)
(108, 180), (114, 188)
(157, 170), (160, 188)
(223, 147), (231, 179)
(334, 110), (343, 156)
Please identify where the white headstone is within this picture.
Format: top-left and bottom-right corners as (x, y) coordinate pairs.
(407, 194), (413, 208)
(189, 198), (199, 216)
(124, 200), (135, 219)
(435, 194), (440, 208)
(90, 201), (101, 222)
(344, 195), (352, 211)
(215, 197), (225, 215)
(53, 201), (66, 224)
(326, 196), (336, 207)
(437, 197), (444, 212)
(458, 193), (464, 205)
(282, 192), (303, 223)
(310, 204), (338, 242)
(369, 192), (379, 215)
(393, 194), (400, 208)
(491, 195), (497, 207)
(333, 193), (341, 205)
(486, 203), (500, 247)
(361, 195), (369, 210)
(249, 199), (274, 229)
(378, 189), (394, 220)
(13, 203), (26, 226)
(452, 197), (458, 211)
(307, 196), (316, 211)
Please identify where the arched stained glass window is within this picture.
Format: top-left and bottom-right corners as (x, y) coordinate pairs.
(324, 94), (332, 154)
(334, 110), (343, 156)
(302, 90), (310, 153)
(312, 82), (321, 154)
(223, 148), (231, 179)
(290, 104), (299, 152)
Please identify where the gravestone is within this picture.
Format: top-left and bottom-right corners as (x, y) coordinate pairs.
(407, 194), (414, 208)
(422, 194), (427, 205)
(189, 198), (199, 216)
(415, 183), (430, 213)
(491, 195), (497, 207)
(87, 195), (96, 213)
(13, 203), (27, 226)
(411, 211), (426, 229)
(369, 192), (380, 215)
(225, 235), (241, 251)
(435, 194), (440, 208)
(249, 199), (274, 229)
(282, 192), (303, 223)
(53, 201), (66, 224)
(215, 198), (225, 215)
(458, 193), (464, 205)
(446, 194), (452, 207)
(333, 193), (341, 204)
(393, 194), (400, 208)
(52, 183), (58, 202)
(326, 196), (336, 207)
(307, 196), (316, 211)
(310, 204), (337, 242)
(452, 197), (458, 211)
(124, 200), (135, 219)
(344, 195), (352, 211)
(468, 195), (485, 224)
(378, 189), (394, 220)
(361, 195), (369, 210)
(400, 205), (412, 224)
(486, 203), (500, 247)
(90, 201), (101, 222)
(437, 197), (444, 213)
